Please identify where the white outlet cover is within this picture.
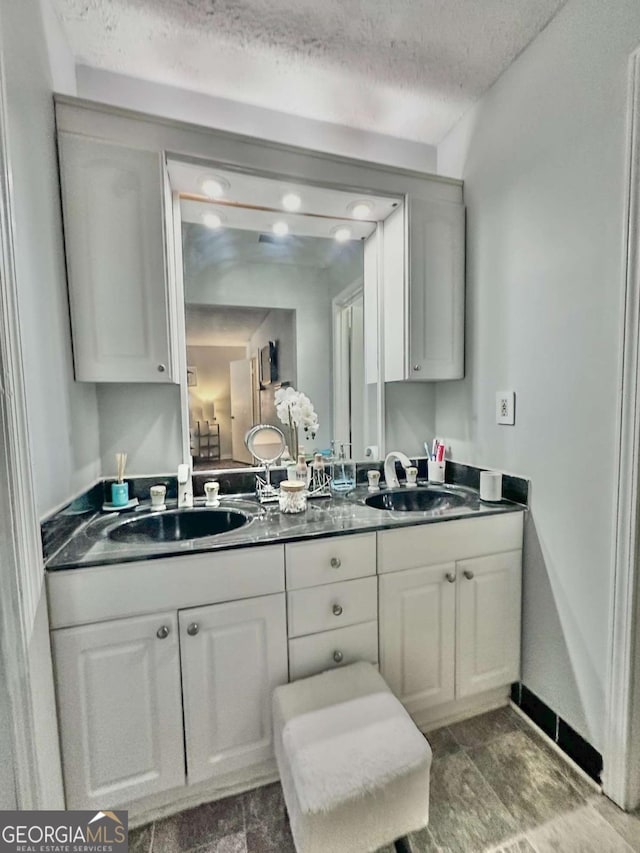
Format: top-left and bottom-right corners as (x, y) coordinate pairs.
(496, 391), (515, 425)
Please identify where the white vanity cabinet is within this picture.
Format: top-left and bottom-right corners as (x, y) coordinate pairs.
(51, 611), (186, 810)
(49, 546), (287, 810)
(57, 133), (177, 383)
(179, 594), (288, 785)
(379, 563), (457, 713)
(48, 513), (523, 815)
(383, 197), (465, 381)
(285, 534), (379, 680)
(378, 514), (524, 724)
(456, 551), (522, 698)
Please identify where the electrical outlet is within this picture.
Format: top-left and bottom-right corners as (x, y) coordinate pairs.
(496, 391), (515, 425)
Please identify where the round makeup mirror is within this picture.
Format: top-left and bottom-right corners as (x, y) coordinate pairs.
(245, 424), (286, 465)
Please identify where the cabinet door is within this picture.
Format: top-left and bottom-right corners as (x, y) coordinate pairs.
(52, 612), (185, 809)
(379, 564), (456, 714)
(408, 197), (465, 380)
(180, 594), (288, 785)
(58, 133), (175, 382)
(456, 550), (522, 698)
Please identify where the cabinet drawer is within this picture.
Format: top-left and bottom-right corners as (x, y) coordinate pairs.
(287, 576), (377, 638)
(289, 621), (379, 681)
(285, 533), (376, 590)
(378, 512), (524, 573)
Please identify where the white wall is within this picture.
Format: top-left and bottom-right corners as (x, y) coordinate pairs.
(436, 0), (640, 752)
(386, 383), (436, 457)
(75, 66), (437, 174)
(28, 592), (64, 806)
(97, 384), (183, 477)
(248, 310), (298, 442)
(2, 0), (100, 518)
(0, 656), (16, 808)
(248, 309), (297, 392)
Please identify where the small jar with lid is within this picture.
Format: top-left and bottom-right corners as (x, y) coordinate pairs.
(279, 479), (307, 514)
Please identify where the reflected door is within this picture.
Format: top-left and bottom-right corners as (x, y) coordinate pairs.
(350, 296), (365, 459)
(230, 359), (254, 464)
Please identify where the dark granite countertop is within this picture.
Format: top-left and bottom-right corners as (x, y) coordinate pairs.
(46, 482), (526, 572)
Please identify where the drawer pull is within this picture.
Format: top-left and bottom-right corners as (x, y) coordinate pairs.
(463, 570), (475, 580)
(330, 557), (342, 569)
(332, 604), (343, 617)
(445, 571), (456, 583)
(156, 625), (170, 639)
(333, 650), (344, 663)
(187, 622), (199, 636)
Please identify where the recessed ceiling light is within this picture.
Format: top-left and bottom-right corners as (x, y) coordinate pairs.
(349, 201), (373, 220)
(201, 177), (228, 199)
(334, 227), (352, 243)
(282, 193), (301, 212)
(202, 212), (223, 229)
(273, 221), (289, 237)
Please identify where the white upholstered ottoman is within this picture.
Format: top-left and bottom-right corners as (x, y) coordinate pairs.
(272, 662), (432, 853)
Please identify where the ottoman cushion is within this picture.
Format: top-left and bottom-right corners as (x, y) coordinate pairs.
(273, 662), (432, 853)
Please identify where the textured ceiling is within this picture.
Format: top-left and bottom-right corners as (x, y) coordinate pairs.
(52, 0), (567, 144)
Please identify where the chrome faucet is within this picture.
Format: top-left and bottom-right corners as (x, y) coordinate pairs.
(384, 451), (413, 489)
(177, 462), (193, 508)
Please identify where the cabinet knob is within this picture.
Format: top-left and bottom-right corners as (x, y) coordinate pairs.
(463, 570), (475, 580)
(445, 571), (456, 583)
(332, 604), (343, 616)
(156, 625), (170, 639)
(157, 363), (166, 373)
(330, 557), (342, 569)
(187, 622), (199, 636)
(333, 650), (344, 663)
(413, 364), (421, 371)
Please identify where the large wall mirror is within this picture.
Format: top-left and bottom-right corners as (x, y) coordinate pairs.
(168, 160), (399, 473)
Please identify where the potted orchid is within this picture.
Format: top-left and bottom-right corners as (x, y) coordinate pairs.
(274, 386), (319, 459)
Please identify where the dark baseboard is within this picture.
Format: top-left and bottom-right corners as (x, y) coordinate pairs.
(511, 682), (603, 783)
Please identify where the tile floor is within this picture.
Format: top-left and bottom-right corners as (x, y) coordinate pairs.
(130, 707), (640, 853)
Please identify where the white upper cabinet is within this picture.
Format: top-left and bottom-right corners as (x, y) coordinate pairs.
(383, 196), (465, 381)
(58, 133), (177, 382)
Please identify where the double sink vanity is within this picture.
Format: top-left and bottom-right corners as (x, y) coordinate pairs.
(45, 470), (526, 822)
(42, 96), (528, 823)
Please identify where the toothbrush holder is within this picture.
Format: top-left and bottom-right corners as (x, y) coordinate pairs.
(427, 460), (446, 484)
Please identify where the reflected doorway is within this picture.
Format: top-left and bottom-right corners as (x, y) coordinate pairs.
(185, 303), (296, 469)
